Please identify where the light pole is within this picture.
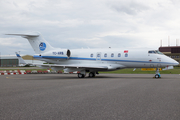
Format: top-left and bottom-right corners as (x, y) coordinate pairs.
(0, 52), (1, 67)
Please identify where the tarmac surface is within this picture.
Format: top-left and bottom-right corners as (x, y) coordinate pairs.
(0, 74), (180, 120)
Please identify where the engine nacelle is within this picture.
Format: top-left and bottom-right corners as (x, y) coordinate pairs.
(36, 49), (71, 60)
(67, 49), (71, 58)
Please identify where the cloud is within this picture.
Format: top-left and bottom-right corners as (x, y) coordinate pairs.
(0, 36), (32, 55)
(110, 0), (149, 15)
(0, 0), (180, 55)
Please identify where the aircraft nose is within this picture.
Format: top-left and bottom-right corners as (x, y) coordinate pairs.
(174, 61), (179, 66)
(171, 58), (179, 66)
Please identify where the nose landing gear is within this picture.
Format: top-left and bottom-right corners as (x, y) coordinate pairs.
(154, 74), (161, 78)
(154, 68), (161, 79)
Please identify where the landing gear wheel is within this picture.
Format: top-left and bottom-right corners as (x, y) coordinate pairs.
(78, 73), (85, 78)
(89, 72), (95, 77)
(154, 68), (161, 79)
(155, 74), (160, 78)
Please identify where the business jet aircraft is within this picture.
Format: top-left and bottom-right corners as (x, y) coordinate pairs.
(6, 32), (179, 78)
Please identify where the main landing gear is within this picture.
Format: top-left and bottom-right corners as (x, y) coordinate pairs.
(77, 72), (98, 78)
(89, 72), (95, 78)
(154, 68), (161, 79)
(78, 73), (85, 78)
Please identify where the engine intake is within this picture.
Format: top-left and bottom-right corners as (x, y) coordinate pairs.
(67, 49), (71, 58)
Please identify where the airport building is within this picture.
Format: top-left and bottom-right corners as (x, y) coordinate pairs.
(0, 55), (19, 67)
(0, 55), (44, 67)
(159, 46), (180, 66)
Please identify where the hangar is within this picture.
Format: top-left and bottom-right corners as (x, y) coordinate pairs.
(0, 55), (44, 67)
(0, 55), (19, 67)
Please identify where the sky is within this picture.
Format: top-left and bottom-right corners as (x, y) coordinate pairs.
(0, 0), (180, 55)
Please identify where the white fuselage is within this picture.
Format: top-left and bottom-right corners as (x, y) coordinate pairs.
(34, 48), (178, 71)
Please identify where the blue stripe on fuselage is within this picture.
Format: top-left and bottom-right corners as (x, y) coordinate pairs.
(33, 55), (176, 65)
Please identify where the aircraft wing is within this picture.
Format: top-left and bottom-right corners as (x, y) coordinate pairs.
(34, 63), (125, 71)
(34, 64), (108, 69)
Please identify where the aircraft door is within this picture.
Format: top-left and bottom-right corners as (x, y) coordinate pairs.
(96, 52), (101, 61)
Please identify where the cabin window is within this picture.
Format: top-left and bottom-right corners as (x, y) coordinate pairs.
(90, 54), (93, 57)
(111, 53), (114, 57)
(104, 53), (107, 57)
(97, 54), (100, 57)
(125, 53), (128, 57)
(118, 53), (121, 57)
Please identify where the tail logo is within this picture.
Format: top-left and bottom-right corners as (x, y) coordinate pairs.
(39, 42), (46, 51)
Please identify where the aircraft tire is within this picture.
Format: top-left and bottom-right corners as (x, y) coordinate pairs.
(155, 74), (159, 78)
(89, 72), (95, 77)
(78, 73), (85, 78)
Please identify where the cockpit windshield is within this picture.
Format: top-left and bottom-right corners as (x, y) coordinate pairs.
(155, 50), (164, 55)
(148, 50), (164, 55)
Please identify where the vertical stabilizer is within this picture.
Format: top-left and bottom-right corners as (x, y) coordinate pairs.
(15, 52), (26, 64)
(6, 32), (54, 54)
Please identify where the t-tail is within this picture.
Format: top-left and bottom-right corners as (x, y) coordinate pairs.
(6, 32), (54, 54)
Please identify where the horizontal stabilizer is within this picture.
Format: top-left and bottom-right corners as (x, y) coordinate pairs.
(5, 32), (39, 37)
